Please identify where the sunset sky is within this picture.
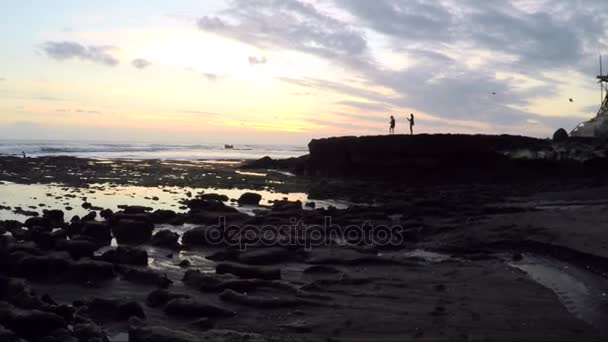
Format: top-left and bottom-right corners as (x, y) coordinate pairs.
(1, 0), (607, 144)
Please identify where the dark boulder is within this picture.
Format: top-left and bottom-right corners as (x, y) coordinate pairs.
(181, 227), (213, 247)
(199, 193), (229, 202)
(185, 199), (237, 213)
(86, 298), (145, 321)
(24, 217), (51, 230)
(216, 262), (281, 280)
(16, 253), (71, 281)
(118, 267), (172, 288)
(237, 192), (262, 206)
(163, 298), (235, 317)
(81, 222), (112, 246)
(73, 322), (108, 342)
(119, 301), (146, 321)
(151, 230), (180, 249)
(100, 209), (114, 220)
(111, 219), (154, 245)
(150, 209), (177, 223)
(81, 211), (97, 222)
(0, 304), (67, 340)
(145, 289), (190, 308)
(67, 259), (115, 282)
(100, 246), (148, 266)
(237, 247), (290, 265)
(219, 289), (300, 308)
(271, 200), (303, 212)
(42, 209), (65, 226)
(0, 324), (19, 342)
(56, 240), (98, 259)
(117, 205), (153, 214)
(553, 128), (569, 142)
(129, 325), (200, 342)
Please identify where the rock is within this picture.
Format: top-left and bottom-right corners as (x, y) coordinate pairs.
(86, 298), (145, 321)
(182, 270), (238, 292)
(271, 200), (302, 212)
(68, 259), (115, 282)
(181, 227), (212, 247)
(219, 289), (300, 308)
(118, 301), (146, 321)
(178, 259), (191, 268)
(553, 128), (569, 142)
(100, 208), (114, 220)
(199, 193), (229, 202)
(216, 262), (281, 280)
(81, 211), (97, 222)
(111, 219), (154, 245)
(0, 324), (20, 342)
(0, 305), (67, 340)
(151, 230), (180, 249)
(190, 317), (213, 331)
(24, 217), (51, 230)
(237, 247), (290, 265)
(73, 322), (107, 342)
(163, 298), (235, 317)
(16, 253), (71, 281)
(150, 210), (177, 223)
(129, 325), (200, 342)
(145, 289), (190, 308)
(101, 246), (148, 266)
(185, 199), (238, 213)
(237, 193), (262, 206)
(303, 265), (342, 274)
(81, 222), (112, 246)
(42, 209), (65, 226)
(117, 205), (153, 214)
(241, 156), (274, 169)
(280, 319), (314, 333)
(56, 240), (98, 259)
(118, 267), (172, 288)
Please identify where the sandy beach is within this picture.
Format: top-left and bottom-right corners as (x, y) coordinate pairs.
(1, 135), (607, 342)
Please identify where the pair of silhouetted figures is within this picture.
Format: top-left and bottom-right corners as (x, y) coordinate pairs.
(389, 114), (415, 135)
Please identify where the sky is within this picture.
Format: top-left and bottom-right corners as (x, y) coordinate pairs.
(1, 0), (607, 145)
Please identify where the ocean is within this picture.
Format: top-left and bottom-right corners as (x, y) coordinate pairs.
(0, 139), (308, 160)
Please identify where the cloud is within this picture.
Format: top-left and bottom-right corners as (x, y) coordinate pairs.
(132, 58), (151, 69)
(42, 41), (119, 66)
(192, 0), (608, 135)
(56, 108), (102, 114)
(203, 73), (220, 82)
(248, 56), (267, 66)
(196, 0), (369, 64)
(181, 110), (219, 117)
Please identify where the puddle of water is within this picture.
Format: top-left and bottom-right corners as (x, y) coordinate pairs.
(510, 254), (608, 331)
(0, 182), (351, 221)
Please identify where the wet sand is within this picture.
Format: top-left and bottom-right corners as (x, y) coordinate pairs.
(1, 155), (607, 341)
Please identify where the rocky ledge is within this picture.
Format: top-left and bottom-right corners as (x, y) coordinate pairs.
(306, 134), (608, 181)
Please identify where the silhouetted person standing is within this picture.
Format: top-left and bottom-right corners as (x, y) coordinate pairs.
(407, 113), (415, 135)
(389, 115), (395, 135)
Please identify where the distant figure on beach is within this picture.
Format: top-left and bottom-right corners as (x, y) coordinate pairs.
(22, 151), (26, 159)
(407, 113), (415, 135)
(389, 115), (395, 135)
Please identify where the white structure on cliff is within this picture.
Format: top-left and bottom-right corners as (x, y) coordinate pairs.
(571, 68), (608, 137)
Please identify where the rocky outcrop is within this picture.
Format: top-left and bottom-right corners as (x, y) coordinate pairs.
(307, 134), (608, 181)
